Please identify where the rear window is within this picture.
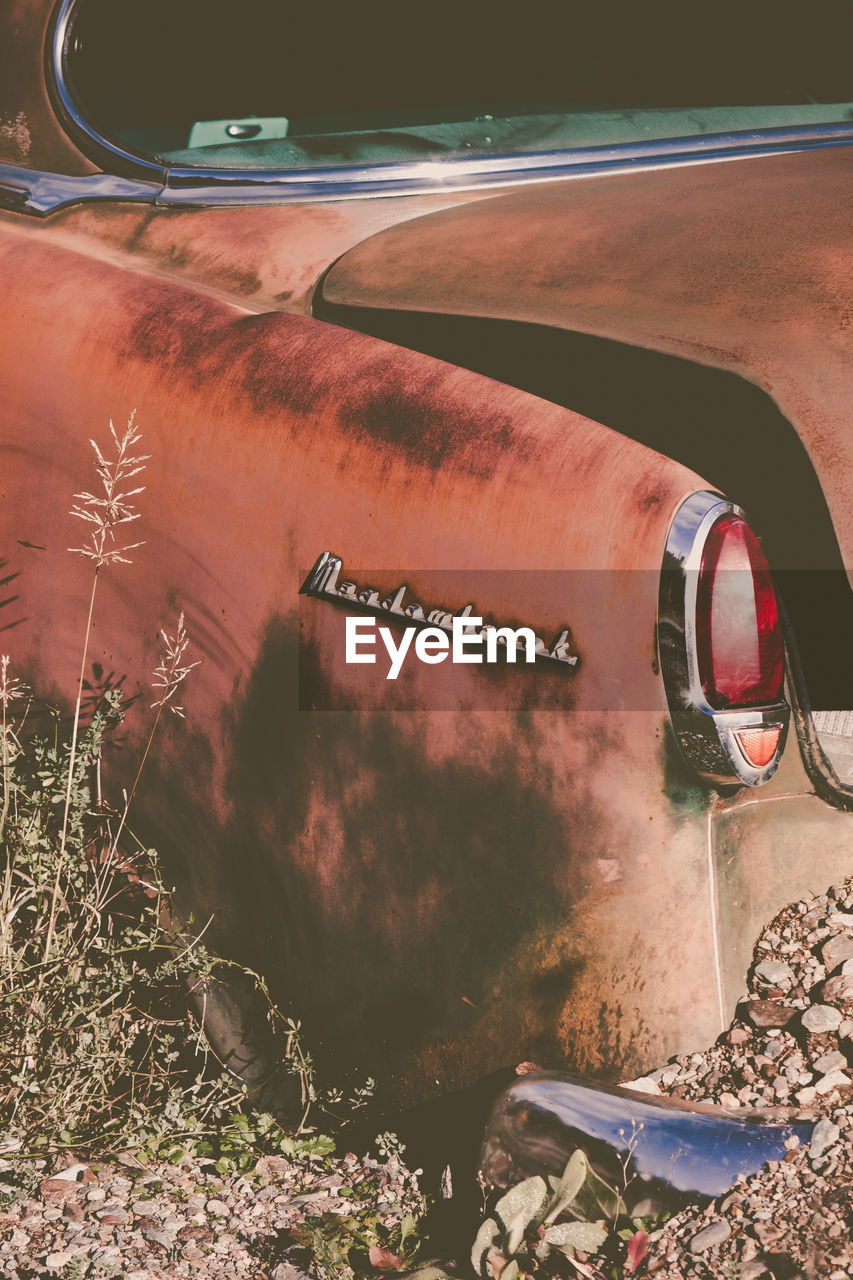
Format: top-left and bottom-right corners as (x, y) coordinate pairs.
(62, 0), (853, 171)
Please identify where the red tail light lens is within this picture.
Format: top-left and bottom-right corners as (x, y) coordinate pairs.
(695, 515), (783, 709)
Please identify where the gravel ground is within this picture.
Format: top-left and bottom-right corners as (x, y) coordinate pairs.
(8, 876), (853, 1279)
(628, 876), (853, 1278)
(0, 1147), (421, 1279)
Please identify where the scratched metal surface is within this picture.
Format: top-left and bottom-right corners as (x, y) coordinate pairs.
(0, 221), (741, 1103)
(323, 149), (853, 578)
(3, 0), (853, 1104)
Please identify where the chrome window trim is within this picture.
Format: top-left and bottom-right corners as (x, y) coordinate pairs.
(42, 0), (853, 212)
(0, 162), (160, 216)
(658, 490), (789, 788)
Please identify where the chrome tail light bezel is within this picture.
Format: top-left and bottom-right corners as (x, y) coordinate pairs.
(658, 490), (789, 787)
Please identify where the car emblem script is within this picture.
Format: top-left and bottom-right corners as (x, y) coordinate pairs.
(300, 552), (579, 668)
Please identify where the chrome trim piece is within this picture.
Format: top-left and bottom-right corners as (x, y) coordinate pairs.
(155, 128), (853, 205)
(49, 0), (164, 182)
(0, 162), (160, 216)
(40, 0), (853, 211)
(300, 552), (580, 667)
(658, 490), (789, 788)
(481, 1072), (813, 1209)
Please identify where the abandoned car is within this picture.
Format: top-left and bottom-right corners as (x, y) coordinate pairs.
(1, 0), (853, 1110)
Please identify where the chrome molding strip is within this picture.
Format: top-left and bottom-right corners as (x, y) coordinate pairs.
(36, 0), (853, 213)
(0, 163), (160, 216)
(155, 131), (853, 206)
(481, 1071), (813, 1205)
(658, 490), (789, 788)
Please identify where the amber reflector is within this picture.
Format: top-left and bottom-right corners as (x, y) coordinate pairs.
(733, 725), (783, 768)
(696, 515), (784, 709)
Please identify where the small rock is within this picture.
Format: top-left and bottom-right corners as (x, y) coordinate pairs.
(801, 1004), (843, 1033)
(740, 1263), (769, 1279)
(52, 1163), (89, 1182)
(177, 1224), (215, 1245)
(822, 974), (853, 1002)
(822, 935), (853, 973)
(741, 1236), (759, 1261)
(141, 1226), (177, 1248)
(795, 1085), (817, 1104)
(689, 1219), (731, 1253)
(764, 1038), (784, 1060)
(131, 1200), (159, 1217)
(809, 1117), (840, 1162)
(40, 1178), (80, 1201)
(746, 1000), (797, 1029)
(814, 1068), (851, 1094)
(755, 960), (793, 988)
(622, 1075), (661, 1095)
(45, 1254), (73, 1270)
(813, 1049), (848, 1073)
(271, 1265), (313, 1280)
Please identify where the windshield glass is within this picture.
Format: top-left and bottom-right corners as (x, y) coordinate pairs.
(64, 0), (853, 170)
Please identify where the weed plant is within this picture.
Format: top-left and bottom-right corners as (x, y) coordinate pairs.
(0, 416), (361, 1179)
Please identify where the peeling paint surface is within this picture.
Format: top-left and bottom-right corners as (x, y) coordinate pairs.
(0, 222), (750, 1102)
(1, 9), (853, 1104)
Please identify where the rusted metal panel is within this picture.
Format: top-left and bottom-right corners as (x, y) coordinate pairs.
(0, 0), (96, 173)
(323, 149), (853, 575)
(0, 223), (744, 1101)
(714, 786), (853, 1013)
(3, 187), (492, 314)
(1, 16), (852, 1099)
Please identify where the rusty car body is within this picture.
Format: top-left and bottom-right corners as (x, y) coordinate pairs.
(1, 0), (853, 1110)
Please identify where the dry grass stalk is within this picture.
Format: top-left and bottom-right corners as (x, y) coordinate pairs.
(44, 412), (148, 962)
(111, 611), (201, 852)
(0, 654), (28, 843)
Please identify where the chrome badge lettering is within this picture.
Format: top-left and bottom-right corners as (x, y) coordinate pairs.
(299, 552), (579, 669)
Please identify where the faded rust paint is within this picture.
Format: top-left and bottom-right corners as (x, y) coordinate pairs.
(14, 192), (495, 315)
(2, 1), (853, 1102)
(0, 0), (96, 173)
(0, 222), (745, 1101)
(324, 149), (853, 577)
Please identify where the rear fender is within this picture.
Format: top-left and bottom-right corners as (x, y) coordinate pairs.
(0, 224), (738, 1102)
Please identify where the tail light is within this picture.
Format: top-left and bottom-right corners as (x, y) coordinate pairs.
(696, 515), (784, 709)
(659, 492), (789, 787)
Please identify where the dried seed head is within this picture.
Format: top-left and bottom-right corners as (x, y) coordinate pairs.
(0, 654), (28, 712)
(69, 411), (149, 568)
(151, 612), (201, 717)
(0, 654), (28, 708)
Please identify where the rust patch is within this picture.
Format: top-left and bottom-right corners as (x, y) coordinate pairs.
(116, 290), (541, 480)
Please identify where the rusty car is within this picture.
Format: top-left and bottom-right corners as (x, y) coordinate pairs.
(1, 0), (853, 1115)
